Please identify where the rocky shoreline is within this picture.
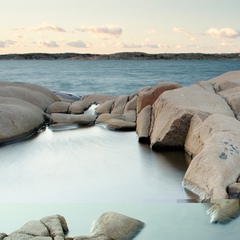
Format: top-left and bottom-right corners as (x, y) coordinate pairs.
(0, 52), (240, 60)
(1, 70), (240, 225)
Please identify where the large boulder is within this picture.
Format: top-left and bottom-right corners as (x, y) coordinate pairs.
(137, 82), (182, 113)
(150, 82), (234, 150)
(0, 97), (46, 144)
(0, 82), (59, 111)
(183, 113), (240, 200)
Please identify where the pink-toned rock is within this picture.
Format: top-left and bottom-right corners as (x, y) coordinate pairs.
(136, 105), (152, 143)
(150, 83), (234, 150)
(137, 82), (182, 113)
(111, 95), (129, 114)
(46, 101), (70, 113)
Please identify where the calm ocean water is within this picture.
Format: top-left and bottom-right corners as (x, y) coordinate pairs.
(0, 60), (240, 239)
(0, 60), (239, 96)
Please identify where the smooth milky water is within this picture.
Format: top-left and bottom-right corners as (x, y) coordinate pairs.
(0, 60), (240, 238)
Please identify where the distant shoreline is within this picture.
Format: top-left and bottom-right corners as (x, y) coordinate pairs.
(0, 52), (240, 60)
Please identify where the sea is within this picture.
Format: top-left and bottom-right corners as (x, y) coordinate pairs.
(0, 59), (240, 239)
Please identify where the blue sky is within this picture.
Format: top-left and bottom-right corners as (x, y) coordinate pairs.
(0, 0), (239, 54)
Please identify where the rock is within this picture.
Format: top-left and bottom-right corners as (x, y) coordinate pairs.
(227, 183), (240, 198)
(137, 82), (182, 113)
(82, 94), (116, 103)
(208, 71), (240, 120)
(69, 101), (92, 114)
(96, 113), (136, 124)
(50, 113), (97, 126)
(183, 113), (240, 200)
(136, 105), (152, 143)
(105, 118), (136, 131)
(0, 97), (46, 144)
(73, 234), (111, 240)
(0, 234), (7, 240)
(123, 95), (137, 114)
(40, 215), (69, 238)
(111, 95), (129, 114)
(91, 212), (144, 240)
(53, 91), (82, 102)
(3, 215), (68, 240)
(207, 199), (240, 223)
(209, 70), (240, 91)
(95, 100), (115, 115)
(150, 83), (234, 151)
(46, 101), (70, 114)
(0, 82), (59, 111)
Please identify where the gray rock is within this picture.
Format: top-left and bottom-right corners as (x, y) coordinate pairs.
(0, 82), (59, 111)
(91, 212), (144, 240)
(46, 101), (70, 114)
(69, 101), (92, 114)
(0, 97), (46, 144)
(50, 113), (96, 126)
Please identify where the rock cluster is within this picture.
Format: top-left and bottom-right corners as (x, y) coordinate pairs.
(1, 71), (240, 212)
(0, 212), (144, 240)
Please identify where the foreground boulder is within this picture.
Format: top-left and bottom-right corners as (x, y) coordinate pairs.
(0, 213), (144, 240)
(1, 215), (68, 240)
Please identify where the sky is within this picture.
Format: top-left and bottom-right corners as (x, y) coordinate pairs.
(0, 0), (240, 54)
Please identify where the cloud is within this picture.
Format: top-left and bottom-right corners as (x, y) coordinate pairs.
(147, 28), (157, 34)
(173, 27), (193, 36)
(41, 40), (59, 48)
(67, 40), (88, 48)
(78, 24), (123, 39)
(0, 40), (15, 48)
(116, 41), (163, 49)
(207, 28), (240, 38)
(15, 22), (66, 33)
